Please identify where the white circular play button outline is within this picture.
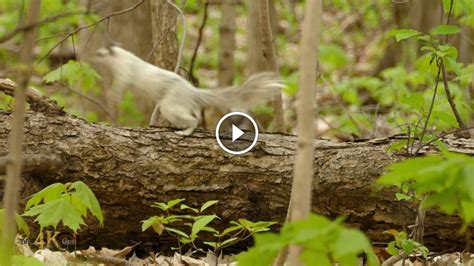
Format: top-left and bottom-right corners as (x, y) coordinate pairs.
(215, 111), (259, 155)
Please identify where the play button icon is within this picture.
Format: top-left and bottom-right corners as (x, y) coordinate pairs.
(215, 112), (259, 155)
(232, 124), (244, 142)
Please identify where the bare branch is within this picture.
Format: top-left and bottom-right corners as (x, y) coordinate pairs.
(188, 2), (209, 86)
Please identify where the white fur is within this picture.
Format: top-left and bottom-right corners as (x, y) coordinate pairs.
(94, 46), (284, 135)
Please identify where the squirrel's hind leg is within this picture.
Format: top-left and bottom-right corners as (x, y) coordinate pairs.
(160, 103), (199, 136)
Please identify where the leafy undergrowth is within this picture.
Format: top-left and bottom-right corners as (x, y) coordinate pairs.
(14, 239), (474, 266)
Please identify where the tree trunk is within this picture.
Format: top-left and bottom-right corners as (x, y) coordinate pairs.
(286, 0), (321, 263)
(0, 2), (41, 264)
(247, 0), (285, 132)
(1, 80), (474, 252)
(218, 0), (237, 87)
(149, 0), (179, 71)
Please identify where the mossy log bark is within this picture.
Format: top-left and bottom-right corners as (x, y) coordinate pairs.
(0, 83), (473, 251)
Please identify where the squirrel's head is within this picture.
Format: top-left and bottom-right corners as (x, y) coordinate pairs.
(93, 44), (128, 67)
(95, 44), (120, 58)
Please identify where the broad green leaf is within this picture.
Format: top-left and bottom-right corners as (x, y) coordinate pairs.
(26, 183), (66, 210)
(331, 229), (374, 260)
(378, 156), (444, 185)
(431, 25), (460, 35)
(167, 198), (186, 209)
(69, 181), (103, 225)
(141, 216), (162, 232)
(191, 215), (217, 237)
(23, 198), (84, 232)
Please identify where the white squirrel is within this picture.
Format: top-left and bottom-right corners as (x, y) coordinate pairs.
(93, 46), (284, 135)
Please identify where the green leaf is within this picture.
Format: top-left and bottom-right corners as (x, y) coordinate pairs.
(23, 198), (85, 232)
(180, 204), (199, 213)
(320, 44), (349, 70)
(377, 156), (444, 186)
(200, 200), (219, 213)
(165, 227), (190, 239)
(141, 216), (162, 232)
(444, 57), (462, 75)
(153, 198), (185, 211)
(15, 213), (30, 236)
(219, 237), (239, 247)
(25, 183), (67, 210)
(431, 25), (460, 35)
(203, 241), (218, 249)
(389, 29), (421, 42)
(69, 181), (103, 225)
(167, 198), (186, 209)
(220, 224), (242, 236)
(331, 229), (374, 262)
(387, 241), (399, 256)
(395, 193), (412, 201)
(191, 215), (217, 237)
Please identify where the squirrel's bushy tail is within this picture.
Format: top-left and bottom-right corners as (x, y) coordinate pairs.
(196, 72), (285, 111)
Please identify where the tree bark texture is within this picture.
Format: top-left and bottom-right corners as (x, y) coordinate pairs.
(0, 85), (473, 251)
(218, 0), (237, 86)
(149, 0), (179, 71)
(247, 0), (285, 132)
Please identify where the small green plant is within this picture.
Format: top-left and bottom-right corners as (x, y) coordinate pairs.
(378, 150), (474, 231)
(384, 230), (428, 258)
(237, 214), (378, 266)
(142, 199), (276, 256)
(23, 181), (104, 233)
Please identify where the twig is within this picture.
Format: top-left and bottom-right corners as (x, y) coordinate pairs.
(415, 59), (442, 155)
(440, 60), (466, 128)
(37, 0), (145, 64)
(417, 126), (474, 150)
(188, 2), (209, 86)
(165, 0), (187, 73)
(60, 84), (117, 123)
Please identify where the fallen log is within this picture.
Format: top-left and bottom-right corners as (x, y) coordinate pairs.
(0, 78), (473, 251)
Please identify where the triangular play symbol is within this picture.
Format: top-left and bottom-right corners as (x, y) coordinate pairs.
(232, 124), (244, 142)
